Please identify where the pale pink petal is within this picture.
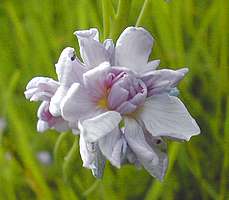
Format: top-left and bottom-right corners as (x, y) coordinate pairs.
(115, 27), (153, 73)
(37, 101), (68, 132)
(37, 101), (50, 120)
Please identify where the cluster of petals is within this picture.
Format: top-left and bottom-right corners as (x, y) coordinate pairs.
(25, 27), (200, 180)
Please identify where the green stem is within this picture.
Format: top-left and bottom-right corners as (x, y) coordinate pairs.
(54, 132), (69, 165)
(136, 0), (151, 27)
(63, 137), (78, 182)
(110, 0), (131, 40)
(102, 0), (110, 39)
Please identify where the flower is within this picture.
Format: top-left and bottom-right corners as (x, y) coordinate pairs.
(25, 27), (200, 180)
(0, 117), (6, 133)
(37, 151), (52, 165)
(60, 27), (200, 179)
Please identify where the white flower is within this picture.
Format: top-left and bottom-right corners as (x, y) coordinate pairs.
(25, 27), (200, 180)
(36, 151), (52, 165)
(0, 117), (6, 133)
(60, 27), (200, 179)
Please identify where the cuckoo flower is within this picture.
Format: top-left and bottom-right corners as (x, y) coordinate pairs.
(61, 27), (200, 179)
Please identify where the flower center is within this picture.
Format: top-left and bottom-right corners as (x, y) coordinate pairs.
(97, 97), (108, 108)
(97, 88), (110, 109)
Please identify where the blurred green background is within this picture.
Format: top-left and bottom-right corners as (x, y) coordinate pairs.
(0, 0), (228, 199)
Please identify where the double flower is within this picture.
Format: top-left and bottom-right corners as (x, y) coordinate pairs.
(25, 27), (200, 180)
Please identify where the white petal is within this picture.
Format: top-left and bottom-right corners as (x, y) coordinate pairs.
(99, 127), (125, 168)
(49, 86), (68, 117)
(53, 119), (69, 132)
(124, 117), (167, 179)
(55, 47), (87, 85)
(75, 29), (109, 68)
(103, 39), (115, 65)
(143, 59), (160, 72)
(115, 27), (153, 73)
(79, 134), (96, 168)
(144, 132), (168, 180)
(29, 91), (53, 101)
(81, 111), (122, 142)
(141, 68), (188, 90)
(79, 134), (105, 178)
(138, 95), (200, 141)
(25, 77), (58, 91)
(25, 77), (59, 101)
(74, 28), (99, 41)
(37, 101), (49, 119)
(61, 83), (96, 122)
(37, 120), (49, 132)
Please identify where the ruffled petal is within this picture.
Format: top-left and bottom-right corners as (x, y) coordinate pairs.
(75, 29), (109, 68)
(81, 111), (122, 142)
(61, 83), (96, 122)
(75, 28), (99, 41)
(141, 68), (188, 96)
(24, 77), (59, 101)
(115, 27), (153, 73)
(137, 94), (200, 141)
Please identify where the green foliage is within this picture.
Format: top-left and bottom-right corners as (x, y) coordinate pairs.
(0, 0), (228, 199)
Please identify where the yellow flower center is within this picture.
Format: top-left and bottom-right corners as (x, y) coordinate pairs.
(97, 97), (108, 108)
(97, 88), (110, 109)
